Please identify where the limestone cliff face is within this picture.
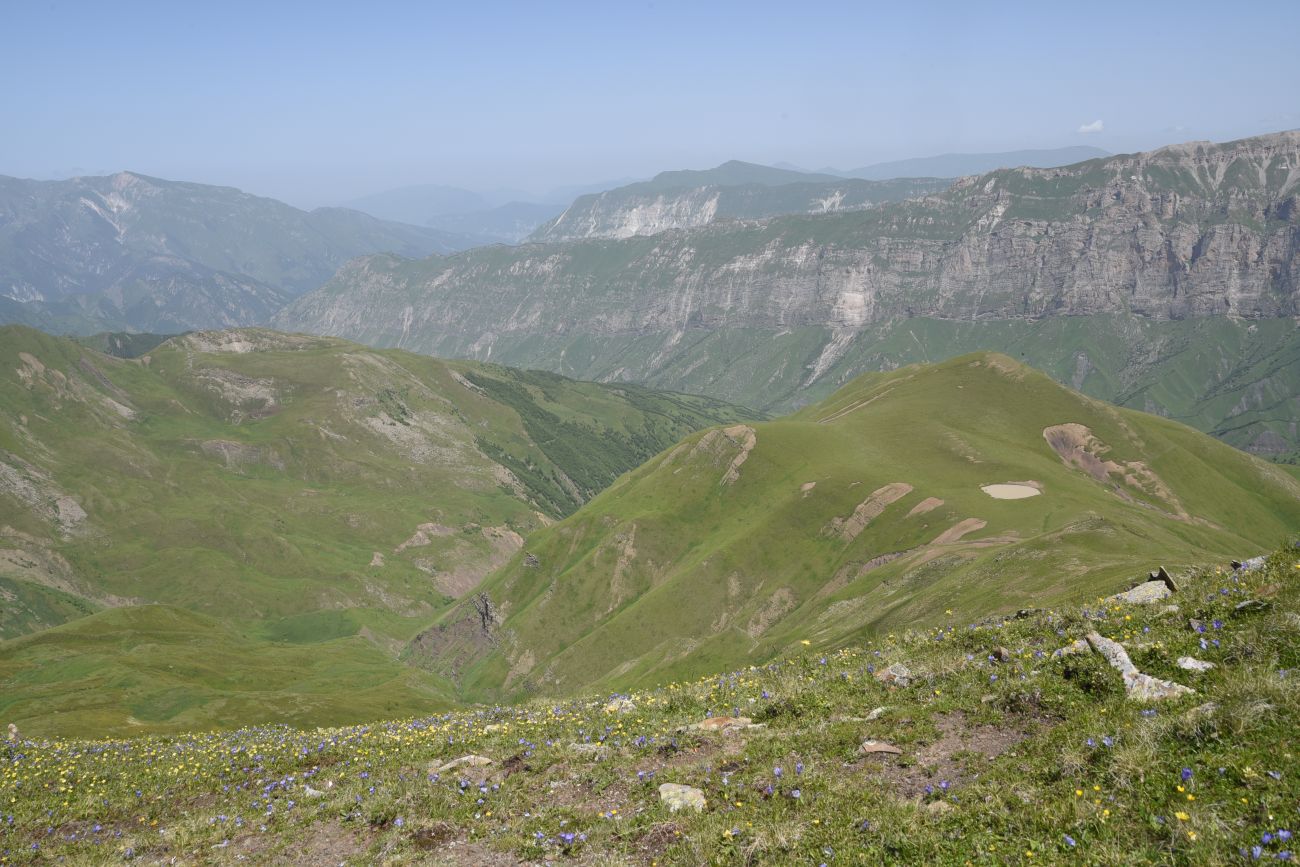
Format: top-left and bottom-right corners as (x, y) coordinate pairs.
(286, 133), (1299, 334)
(275, 132), (1300, 453)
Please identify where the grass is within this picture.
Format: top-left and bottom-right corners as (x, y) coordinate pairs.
(2, 543), (1297, 865)
(0, 326), (750, 733)
(436, 352), (1300, 702)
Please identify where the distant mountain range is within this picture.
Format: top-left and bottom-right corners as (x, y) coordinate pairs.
(530, 160), (952, 242)
(0, 172), (477, 333)
(275, 131), (1300, 457)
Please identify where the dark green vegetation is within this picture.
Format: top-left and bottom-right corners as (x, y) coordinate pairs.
(425, 353), (1300, 702)
(0, 172), (476, 333)
(0, 326), (749, 734)
(4, 545), (1297, 864)
(277, 131), (1300, 455)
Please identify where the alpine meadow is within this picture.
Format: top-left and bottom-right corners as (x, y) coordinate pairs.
(2, 3), (1299, 865)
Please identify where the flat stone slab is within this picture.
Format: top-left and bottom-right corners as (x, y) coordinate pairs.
(859, 739), (903, 755)
(1086, 632), (1193, 701)
(1177, 656), (1216, 672)
(431, 755), (494, 775)
(659, 783), (706, 813)
(1107, 580), (1172, 605)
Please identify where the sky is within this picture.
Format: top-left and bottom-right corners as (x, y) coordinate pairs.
(3, 0), (1298, 209)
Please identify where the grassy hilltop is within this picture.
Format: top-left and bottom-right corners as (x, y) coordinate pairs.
(432, 353), (1300, 701)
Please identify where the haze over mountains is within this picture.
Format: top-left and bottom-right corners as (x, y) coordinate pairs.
(0, 172), (476, 334)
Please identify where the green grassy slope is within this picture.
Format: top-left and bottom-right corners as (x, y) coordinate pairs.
(0, 604), (454, 738)
(0, 325), (750, 733)
(4, 545), (1298, 864)
(432, 353), (1300, 700)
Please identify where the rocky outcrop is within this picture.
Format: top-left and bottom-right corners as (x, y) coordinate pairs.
(278, 132), (1300, 453)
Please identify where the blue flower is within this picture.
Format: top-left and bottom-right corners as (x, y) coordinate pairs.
(1063, 834), (1076, 847)
(1181, 767), (1193, 782)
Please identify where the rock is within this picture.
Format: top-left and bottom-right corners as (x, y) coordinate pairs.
(604, 698), (635, 714)
(524, 553), (540, 568)
(859, 740), (903, 756)
(6, 723), (18, 743)
(1177, 657), (1216, 673)
(569, 743), (609, 760)
(1232, 556), (1267, 572)
(1234, 599), (1270, 614)
(1159, 604), (1181, 615)
(1188, 619), (1205, 633)
(874, 663), (912, 687)
(1053, 638), (1091, 658)
(1085, 632), (1194, 701)
(303, 785), (325, 798)
(1149, 566), (1179, 592)
(1185, 701), (1219, 720)
(993, 646), (1013, 663)
(659, 783), (706, 813)
(691, 716), (752, 732)
(483, 724), (506, 733)
(925, 800), (954, 815)
(865, 706), (889, 721)
(432, 755), (494, 775)
(1107, 580), (1172, 605)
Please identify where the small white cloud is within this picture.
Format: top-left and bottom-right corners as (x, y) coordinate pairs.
(1077, 119), (1104, 134)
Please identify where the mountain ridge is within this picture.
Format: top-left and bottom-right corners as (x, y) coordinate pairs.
(277, 130), (1300, 455)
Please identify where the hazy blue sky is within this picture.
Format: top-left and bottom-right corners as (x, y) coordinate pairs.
(4, 0), (1298, 207)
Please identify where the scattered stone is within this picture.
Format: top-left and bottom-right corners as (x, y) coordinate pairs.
(1053, 638), (1090, 658)
(659, 783), (706, 813)
(1184, 701), (1219, 720)
(1188, 619), (1205, 632)
(524, 553), (540, 568)
(865, 706), (889, 721)
(432, 755), (493, 775)
(6, 723), (17, 744)
(569, 743), (609, 760)
(303, 785), (325, 798)
(859, 740), (903, 756)
(992, 646), (1013, 663)
(925, 800), (954, 815)
(691, 716), (752, 732)
(604, 698), (635, 714)
(1159, 604), (1181, 615)
(1108, 580), (1172, 605)
(1149, 566), (1179, 592)
(1085, 632), (1194, 701)
(875, 663), (913, 687)
(1177, 657), (1216, 673)
(1234, 599), (1270, 614)
(1232, 556), (1266, 572)
(1015, 608), (1042, 619)
(483, 724), (506, 733)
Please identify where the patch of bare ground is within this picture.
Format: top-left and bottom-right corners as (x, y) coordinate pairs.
(855, 711), (1049, 799)
(223, 818), (375, 864)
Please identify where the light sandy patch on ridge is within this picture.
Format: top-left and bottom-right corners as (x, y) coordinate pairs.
(826, 482), (913, 542)
(1043, 423), (1189, 520)
(932, 518), (988, 545)
(981, 483), (1042, 500)
(720, 425), (757, 485)
(907, 497), (944, 517)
